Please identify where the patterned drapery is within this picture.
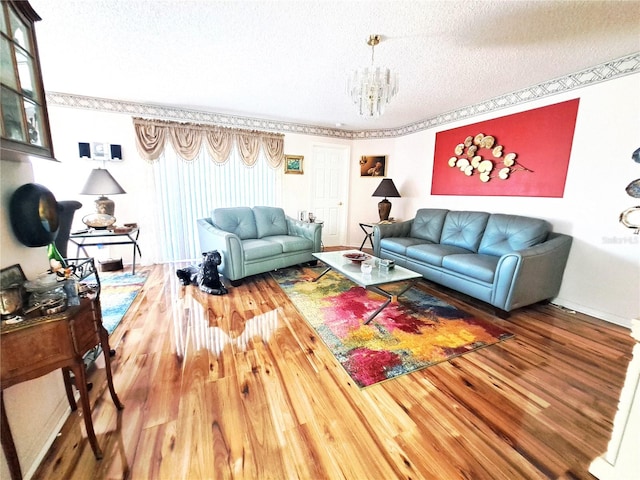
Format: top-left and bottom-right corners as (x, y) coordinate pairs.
(133, 117), (284, 167)
(205, 129), (233, 164)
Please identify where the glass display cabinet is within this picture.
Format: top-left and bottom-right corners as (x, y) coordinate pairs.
(0, 0), (55, 162)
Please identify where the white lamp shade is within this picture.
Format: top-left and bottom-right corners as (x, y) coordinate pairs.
(80, 168), (126, 196)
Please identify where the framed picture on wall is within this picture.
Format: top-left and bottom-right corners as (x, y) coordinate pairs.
(91, 142), (106, 159)
(0, 264), (26, 289)
(284, 155), (304, 174)
(360, 155), (387, 177)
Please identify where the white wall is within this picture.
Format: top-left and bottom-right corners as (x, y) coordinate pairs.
(0, 161), (73, 480)
(32, 107), (150, 263)
(281, 134), (352, 221)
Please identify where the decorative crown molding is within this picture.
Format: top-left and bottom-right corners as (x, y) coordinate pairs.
(46, 52), (639, 140)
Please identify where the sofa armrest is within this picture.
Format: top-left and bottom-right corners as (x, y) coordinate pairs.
(372, 220), (413, 256)
(197, 218), (244, 280)
(492, 232), (573, 311)
(286, 217), (323, 252)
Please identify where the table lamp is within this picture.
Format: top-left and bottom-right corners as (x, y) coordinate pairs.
(372, 178), (401, 221)
(80, 167), (126, 216)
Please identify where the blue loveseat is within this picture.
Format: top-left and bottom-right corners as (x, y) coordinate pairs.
(197, 206), (322, 285)
(373, 209), (572, 314)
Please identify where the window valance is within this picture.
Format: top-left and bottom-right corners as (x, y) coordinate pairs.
(132, 117), (284, 167)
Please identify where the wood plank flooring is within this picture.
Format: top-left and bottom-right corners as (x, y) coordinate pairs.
(31, 258), (633, 479)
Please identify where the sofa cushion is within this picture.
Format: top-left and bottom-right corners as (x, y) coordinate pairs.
(406, 243), (472, 267)
(241, 238), (283, 261)
(213, 207), (258, 240)
(253, 206), (288, 238)
(266, 235), (313, 253)
(380, 237), (427, 255)
(478, 214), (550, 256)
(441, 253), (499, 283)
(410, 208), (449, 243)
(440, 211), (490, 252)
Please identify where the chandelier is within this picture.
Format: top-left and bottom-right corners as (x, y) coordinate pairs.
(347, 34), (399, 118)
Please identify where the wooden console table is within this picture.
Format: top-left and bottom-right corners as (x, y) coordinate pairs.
(1, 282), (123, 479)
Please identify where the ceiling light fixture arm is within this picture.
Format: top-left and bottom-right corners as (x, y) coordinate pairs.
(368, 34), (380, 66)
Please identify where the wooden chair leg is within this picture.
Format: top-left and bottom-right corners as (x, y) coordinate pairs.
(61, 368), (77, 411)
(69, 363), (102, 460)
(98, 326), (124, 410)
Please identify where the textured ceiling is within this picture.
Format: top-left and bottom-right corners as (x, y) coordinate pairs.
(29, 0), (640, 130)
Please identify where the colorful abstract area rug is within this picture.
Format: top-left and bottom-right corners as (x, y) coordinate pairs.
(99, 271), (148, 334)
(271, 266), (514, 388)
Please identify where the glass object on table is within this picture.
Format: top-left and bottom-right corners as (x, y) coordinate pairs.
(360, 261), (373, 275)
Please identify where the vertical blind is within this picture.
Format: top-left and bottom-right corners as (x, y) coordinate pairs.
(147, 142), (282, 263)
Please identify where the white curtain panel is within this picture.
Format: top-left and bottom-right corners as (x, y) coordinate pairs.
(143, 142), (282, 263)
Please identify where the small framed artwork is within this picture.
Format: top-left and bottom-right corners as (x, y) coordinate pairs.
(285, 155), (304, 174)
(91, 142), (106, 159)
(360, 155), (387, 177)
(0, 264), (26, 289)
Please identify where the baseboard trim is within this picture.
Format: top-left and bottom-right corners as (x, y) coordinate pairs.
(550, 299), (632, 329)
(22, 398), (70, 480)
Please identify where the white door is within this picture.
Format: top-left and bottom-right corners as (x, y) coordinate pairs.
(311, 145), (350, 247)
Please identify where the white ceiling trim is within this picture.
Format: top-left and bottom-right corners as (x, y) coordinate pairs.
(46, 52), (639, 141)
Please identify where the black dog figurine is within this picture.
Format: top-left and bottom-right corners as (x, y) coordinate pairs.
(176, 250), (228, 295)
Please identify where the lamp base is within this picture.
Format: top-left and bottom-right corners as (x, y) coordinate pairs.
(95, 196), (115, 216)
(378, 199), (392, 221)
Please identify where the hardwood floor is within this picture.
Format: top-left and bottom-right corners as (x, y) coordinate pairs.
(32, 258), (633, 480)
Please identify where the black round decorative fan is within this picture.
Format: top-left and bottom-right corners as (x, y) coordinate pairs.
(9, 183), (59, 247)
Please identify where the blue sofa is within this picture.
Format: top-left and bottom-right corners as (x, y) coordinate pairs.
(373, 209), (572, 314)
(197, 206), (322, 285)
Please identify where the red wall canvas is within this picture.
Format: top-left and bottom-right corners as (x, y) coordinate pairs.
(431, 98), (580, 197)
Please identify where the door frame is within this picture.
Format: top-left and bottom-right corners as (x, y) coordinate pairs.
(311, 143), (350, 247)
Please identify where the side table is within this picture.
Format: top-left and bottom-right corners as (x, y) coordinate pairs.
(69, 227), (141, 274)
(359, 220), (397, 251)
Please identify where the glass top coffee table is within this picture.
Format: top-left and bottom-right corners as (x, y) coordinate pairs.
(312, 250), (422, 324)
